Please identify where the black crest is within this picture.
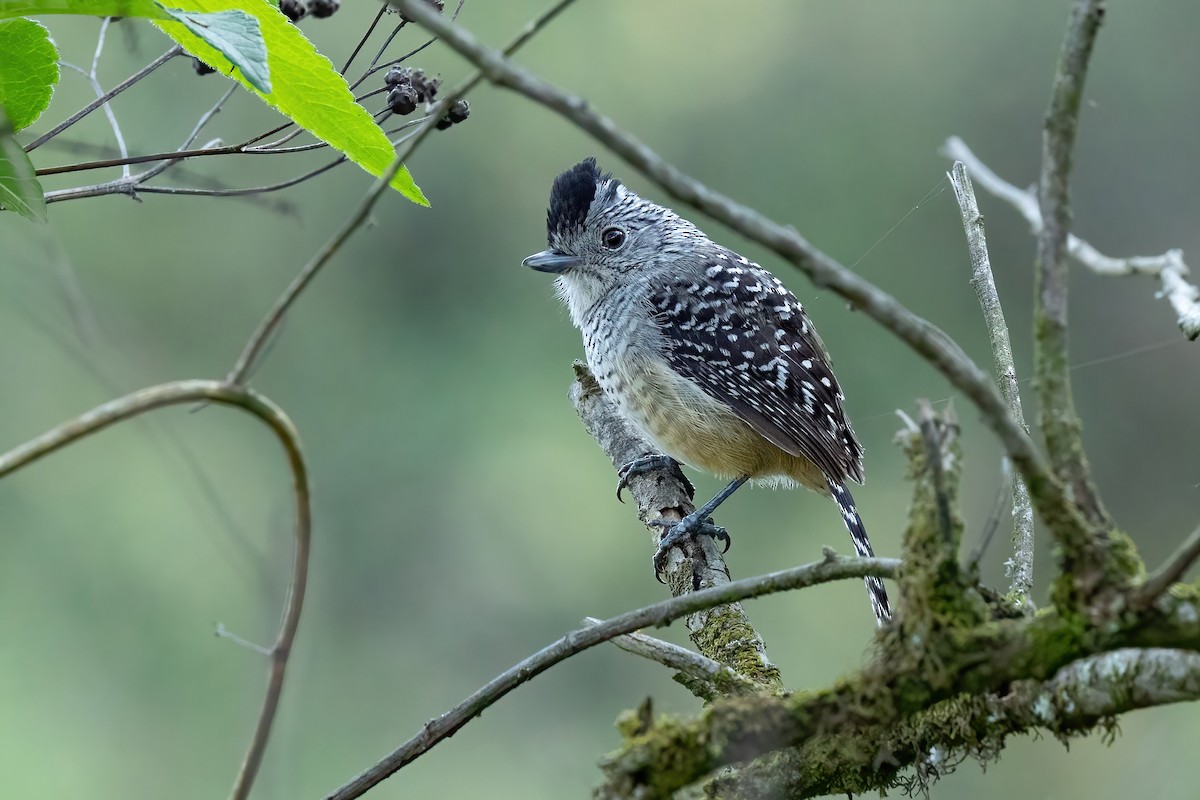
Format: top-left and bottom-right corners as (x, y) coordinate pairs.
(546, 157), (617, 240)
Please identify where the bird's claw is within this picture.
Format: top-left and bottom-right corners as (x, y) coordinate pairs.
(615, 454), (694, 503)
(649, 514), (731, 582)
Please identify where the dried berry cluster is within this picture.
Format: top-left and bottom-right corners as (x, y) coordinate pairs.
(280, 0), (339, 23)
(384, 66), (470, 129)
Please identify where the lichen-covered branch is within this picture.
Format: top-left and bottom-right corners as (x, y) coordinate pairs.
(948, 162), (1035, 606)
(706, 648), (1200, 799)
(570, 363), (783, 689)
(1035, 0), (1113, 541)
(943, 137), (1200, 341)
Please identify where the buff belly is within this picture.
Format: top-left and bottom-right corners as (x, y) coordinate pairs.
(597, 352), (828, 494)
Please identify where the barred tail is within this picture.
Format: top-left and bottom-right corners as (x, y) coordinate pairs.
(827, 479), (891, 626)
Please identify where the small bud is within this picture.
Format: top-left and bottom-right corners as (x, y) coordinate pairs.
(447, 99), (470, 124)
(279, 0), (306, 22)
(387, 85), (419, 116)
(192, 57), (216, 76)
(398, 0), (444, 23)
(308, 0), (339, 18)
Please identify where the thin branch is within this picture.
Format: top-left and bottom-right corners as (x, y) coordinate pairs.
(948, 161), (1035, 605)
(942, 137), (1200, 340)
(394, 0), (1094, 588)
(1136, 524), (1200, 609)
(323, 554), (900, 800)
(1034, 0), (1111, 533)
(26, 46), (182, 152)
(581, 618), (759, 700)
(227, 0), (582, 386)
(0, 380), (311, 800)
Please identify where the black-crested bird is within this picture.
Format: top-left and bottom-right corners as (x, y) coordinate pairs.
(523, 158), (890, 625)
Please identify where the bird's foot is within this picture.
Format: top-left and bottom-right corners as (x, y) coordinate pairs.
(616, 454), (694, 502)
(649, 513), (731, 582)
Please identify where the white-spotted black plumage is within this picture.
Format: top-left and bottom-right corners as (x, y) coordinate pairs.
(527, 157), (892, 626)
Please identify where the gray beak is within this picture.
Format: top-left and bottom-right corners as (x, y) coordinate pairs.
(523, 249), (582, 274)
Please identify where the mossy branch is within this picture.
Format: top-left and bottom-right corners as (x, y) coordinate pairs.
(1034, 0), (1113, 547)
(594, 592), (1200, 799)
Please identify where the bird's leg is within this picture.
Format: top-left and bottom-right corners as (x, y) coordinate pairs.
(651, 475), (749, 580)
(616, 454), (695, 502)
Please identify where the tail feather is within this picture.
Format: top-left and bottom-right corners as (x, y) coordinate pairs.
(827, 479), (891, 626)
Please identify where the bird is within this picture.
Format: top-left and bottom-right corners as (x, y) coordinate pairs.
(522, 157), (891, 626)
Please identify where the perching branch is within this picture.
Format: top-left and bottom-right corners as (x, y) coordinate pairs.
(570, 363), (784, 687)
(948, 161), (1035, 606)
(1035, 0), (1112, 537)
(226, 0), (583, 385)
(323, 554), (899, 799)
(941, 138), (1200, 341)
(393, 0), (1094, 588)
(0, 380), (311, 800)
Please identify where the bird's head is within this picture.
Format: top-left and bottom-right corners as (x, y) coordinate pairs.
(523, 158), (699, 295)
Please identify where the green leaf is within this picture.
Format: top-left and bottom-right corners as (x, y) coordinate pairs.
(0, 1), (170, 19)
(0, 18), (59, 131)
(0, 107), (48, 222)
(156, 4), (269, 93)
(154, 0), (426, 205)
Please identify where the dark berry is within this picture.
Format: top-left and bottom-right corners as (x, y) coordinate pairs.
(384, 66), (410, 88)
(309, 0), (338, 18)
(387, 85), (418, 116)
(192, 57), (216, 76)
(279, 0), (306, 22)
(447, 99), (470, 123)
(435, 116), (453, 130)
(399, 0), (444, 23)
(422, 76), (441, 102)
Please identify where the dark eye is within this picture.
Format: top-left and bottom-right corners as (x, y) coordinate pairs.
(601, 227), (626, 249)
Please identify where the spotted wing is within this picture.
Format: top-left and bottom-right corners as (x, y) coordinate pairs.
(649, 253), (864, 484)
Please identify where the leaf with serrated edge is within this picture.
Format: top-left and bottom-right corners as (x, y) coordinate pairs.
(0, 17), (60, 131)
(0, 107), (48, 222)
(156, 0), (426, 204)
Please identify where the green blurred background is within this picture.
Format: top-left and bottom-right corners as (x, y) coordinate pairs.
(3, 1), (1199, 797)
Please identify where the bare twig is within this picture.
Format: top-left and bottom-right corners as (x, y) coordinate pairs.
(395, 0), (1093, 588)
(227, 0), (582, 385)
(0, 380), (311, 800)
(1034, 0), (1111, 533)
(942, 137), (1200, 340)
(948, 162), (1035, 605)
(581, 618), (759, 700)
(26, 46), (182, 152)
(323, 554), (899, 800)
(1135, 524), (1200, 609)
